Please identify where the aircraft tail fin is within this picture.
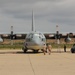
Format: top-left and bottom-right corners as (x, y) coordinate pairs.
(32, 11), (35, 32)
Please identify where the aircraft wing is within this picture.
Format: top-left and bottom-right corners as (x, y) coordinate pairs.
(44, 32), (74, 39)
(1, 34), (27, 39)
(0, 32), (74, 40)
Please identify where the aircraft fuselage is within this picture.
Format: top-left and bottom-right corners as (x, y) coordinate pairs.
(23, 32), (46, 52)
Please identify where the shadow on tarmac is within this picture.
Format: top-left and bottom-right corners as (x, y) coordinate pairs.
(0, 50), (43, 54)
(17, 51), (43, 54)
(0, 50), (71, 54)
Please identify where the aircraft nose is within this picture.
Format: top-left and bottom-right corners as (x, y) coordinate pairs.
(33, 38), (41, 45)
(34, 40), (40, 45)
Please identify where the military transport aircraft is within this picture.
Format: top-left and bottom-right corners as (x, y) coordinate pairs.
(22, 11), (46, 53)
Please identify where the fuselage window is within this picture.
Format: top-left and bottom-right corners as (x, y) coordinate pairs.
(31, 34), (33, 38)
(39, 36), (41, 38)
(42, 38), (46, 42)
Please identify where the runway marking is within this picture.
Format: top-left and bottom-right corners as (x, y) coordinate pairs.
(28, 54), (36, 75)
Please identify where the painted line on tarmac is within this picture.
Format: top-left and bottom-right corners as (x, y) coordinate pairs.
(28, 54), (36, 75)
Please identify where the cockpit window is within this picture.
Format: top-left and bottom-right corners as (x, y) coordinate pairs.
(28, 33), (33, 38)
(31, 34), (33, 38)
(39, 33), (43, 37)
(34, 34), (39, 36)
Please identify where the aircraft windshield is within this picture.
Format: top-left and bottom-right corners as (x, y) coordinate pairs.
(34, 34), (39, 36)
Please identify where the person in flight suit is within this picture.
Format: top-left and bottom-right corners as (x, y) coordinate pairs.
(43, 44), (47, 55)
(47, 43), (52, 55)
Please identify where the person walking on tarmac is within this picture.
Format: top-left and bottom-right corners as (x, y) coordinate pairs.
(47, 43), (52, 55)
(64, 45), (66, 52)
(43, 44), (47, 55)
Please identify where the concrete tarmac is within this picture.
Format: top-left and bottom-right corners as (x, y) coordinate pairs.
(0, 49), (75, 75)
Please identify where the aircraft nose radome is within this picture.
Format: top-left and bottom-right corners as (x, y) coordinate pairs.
(34, 41), (40, 45)
(34, 41), (45, 47)
(33, 39), (42, 45)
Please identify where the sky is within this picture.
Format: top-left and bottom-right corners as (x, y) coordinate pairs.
(0, 0), (75, 34)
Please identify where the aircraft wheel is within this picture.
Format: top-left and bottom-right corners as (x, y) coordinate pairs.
(22, 46), (27, 53)
(33, 50), (38, 53)
(41, 49), (44, 52)
(71, 49), (74, 53)
(24, 49), (27, 53)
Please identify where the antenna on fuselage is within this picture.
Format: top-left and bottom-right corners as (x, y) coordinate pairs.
(32, 10), (35, 32)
